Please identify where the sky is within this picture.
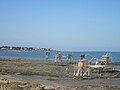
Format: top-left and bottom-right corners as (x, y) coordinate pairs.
(0, 0), (120, 51)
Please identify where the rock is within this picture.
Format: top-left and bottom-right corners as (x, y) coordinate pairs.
(44, 86), (55, 90)
(0, 75), (44, 90)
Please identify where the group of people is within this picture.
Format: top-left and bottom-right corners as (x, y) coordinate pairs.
(44, 51), (73, 61)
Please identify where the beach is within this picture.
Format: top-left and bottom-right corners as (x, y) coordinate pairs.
(0, 58), (120, 90)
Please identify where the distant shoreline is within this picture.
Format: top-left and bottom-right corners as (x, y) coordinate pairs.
(1, 49), (120, 52)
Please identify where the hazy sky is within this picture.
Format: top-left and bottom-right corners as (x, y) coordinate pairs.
(0, 0), (120, 51)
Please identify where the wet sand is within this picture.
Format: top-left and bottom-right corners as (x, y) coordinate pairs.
(0, 58), (120, 90)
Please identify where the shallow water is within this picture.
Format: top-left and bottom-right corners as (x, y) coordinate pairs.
(0, 50), (120, 62)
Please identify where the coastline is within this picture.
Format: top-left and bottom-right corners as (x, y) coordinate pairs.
(0, 57), (120, 90)
(1, 50), (120, 62)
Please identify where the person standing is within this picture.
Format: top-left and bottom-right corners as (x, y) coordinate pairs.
(55, 53), (62, 62)
(45, 51), (50, 60)
(66, 53), (73, 60)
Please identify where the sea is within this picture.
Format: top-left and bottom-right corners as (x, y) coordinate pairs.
(0, 50), (120, 62)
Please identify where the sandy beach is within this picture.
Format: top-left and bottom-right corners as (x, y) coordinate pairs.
(0, 58), (120, 90)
